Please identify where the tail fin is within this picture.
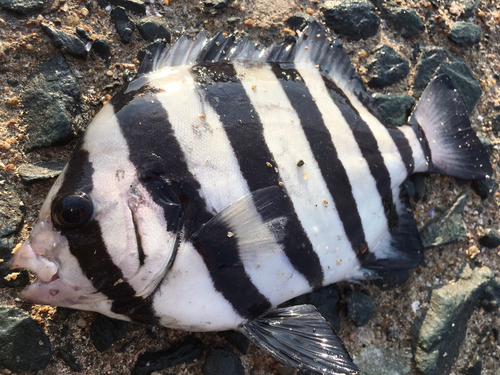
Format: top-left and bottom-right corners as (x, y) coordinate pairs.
(409, 75), (492, 180)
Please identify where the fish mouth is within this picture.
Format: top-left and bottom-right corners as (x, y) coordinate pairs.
(9, 241), (60, 289)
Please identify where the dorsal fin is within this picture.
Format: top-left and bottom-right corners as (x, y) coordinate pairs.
(135, 22), (385, 122)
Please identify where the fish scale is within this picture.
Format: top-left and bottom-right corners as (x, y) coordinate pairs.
(9, 22), (492, 374)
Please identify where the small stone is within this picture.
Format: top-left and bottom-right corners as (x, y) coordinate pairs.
(55, 349), (83, 372)
(90, 315), (128, 352)
(40, 23), (87, 59)
(111, 6), (134, 44)
(410, 264), (494, 375)
(75, 25), (93, 41)
(137, 16), (171, 43)
(367, 45), (409, 88)
(449, 21), (481, 46)
(0, 306), (52, 371)
(0, 173), (24, 239)
(91, 38), (112, 61)
(286, 12), (313, 30)
(413, 47), (482, 112)
(21, 52), (89, 150)
(321, 0), (380, 41)
(131, 336), (204, 375)
(0, 0), (47, 15)
(18, 161), (66, 183)
(479, 228), (500, 248)
(346, 290), (376, 327)
(471, 177), (499, 199)
(203, 0), (228, 9)
(420, 192), (467, 248)
(372, 269), (410, 290)
(218, 331), (250, 354)
(97, 0), (145, 14)
(481, 279), (500, 312)
(203, 348), (244, 375)
(373, 93), (415, 127)
(370, 0), (424, 38)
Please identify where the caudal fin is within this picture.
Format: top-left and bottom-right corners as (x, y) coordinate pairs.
(409, 75), (492, 180)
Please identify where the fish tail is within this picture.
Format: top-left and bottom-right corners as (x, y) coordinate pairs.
(409, 74), (492, 180)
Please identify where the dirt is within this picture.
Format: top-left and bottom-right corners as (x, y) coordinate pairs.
(0, 0), (499, 374)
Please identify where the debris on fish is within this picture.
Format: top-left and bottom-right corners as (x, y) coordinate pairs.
(10, 22), (492, 374)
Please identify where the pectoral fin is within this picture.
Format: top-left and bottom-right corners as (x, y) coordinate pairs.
(241, 305), (359, 374)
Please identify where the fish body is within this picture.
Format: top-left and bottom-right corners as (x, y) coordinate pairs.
(10, 22), (492, 373)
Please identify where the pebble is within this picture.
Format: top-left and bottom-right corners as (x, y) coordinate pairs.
(131, 336), (204, 375)
(449, 21), (481, 46)
(203, 0), (229, 10)
(55, 348), (83, 372)
(17, 161), (66, 183)
(373, 93), (415, 127)
(413, 47), (482, 112)
(346, 290), (376, 327)
(367, 45), (409, 88)
(0, 0), (47, 15)
(97, 0), (145, 14)
(217, 330), (249, 354)
(371, 0), (424, 38)
(320, 0), (380, 41)
(111, 6), (135, 44)
(420, 192), (467, 248)
(0, 306), (52, 371)
(410, 264), (494, 375)
(203, 348), (244, 375)
(479, 228), (500, 248)
(0, 173), (23, 240)
(286, 12), (313, 31)
(91, 38), (112, 61)
(137, 16), (171, 43)
(372, 269), (410, 290)
(471, 177), (499, 199)
(20, 52), (89, 150)
(40, 23), (88, 59)
(75, 25), (93, 41)
(90, 314), (128, 351)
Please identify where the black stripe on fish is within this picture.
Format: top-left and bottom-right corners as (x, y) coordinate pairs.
(320, 74), (399, 231)
(271, 63), (370, 262)
(114, 91), (271, 320)
(54, 147), (159, 323)
(191, 61), (324, 289)
(388, 128), (415, 175)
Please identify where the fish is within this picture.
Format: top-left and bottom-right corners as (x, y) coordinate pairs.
(9, 21), (492, 374)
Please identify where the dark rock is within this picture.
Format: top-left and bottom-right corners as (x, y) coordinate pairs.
(471, 177), (499, 199)
(373, 93), (415, 127)
(286, 12), (313, 30)
(0, 306), (52, 371)
(111, 6), (134, 44)
(137, 16), (171, 43)
(40, 23), (88, 59)
(321, 0), (380, 41)
(203, 348), (244, 375)
(420, 192), (467, 248)
(137, 40), (164, 63)
(0, 0), (47, 15)
(0, 173), (23, 239)
(413, 47), (482, 112)
(21, 52), (89, 150)
(346, 290), (376, 327)
(367, 45), (409, 88)
(449, 21), (481, 46)
(462, 359), (482, 375)
(98, 0), (145, 13)
(370, 1), (424, 38)
(75, 26), (93, 41)
(372, 269), (410, 290)
(411, 264), (494, 375)
(281, 284), (341, 331)
(90, 315), (128, 351)
(18, 161), (66, 183)
(481, 279), (500, 312)
(92, 38), (112, 61)
(204, 0), (229, 10)
(218, 330), (249, 354)
(132, 336), (204, 375)
(479, 228), (500, 248)
(55, 348), (83, 372)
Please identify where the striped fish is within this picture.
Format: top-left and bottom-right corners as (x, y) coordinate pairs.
(10, 22), (492, 374)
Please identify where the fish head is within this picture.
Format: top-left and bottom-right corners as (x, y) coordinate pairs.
(10, 124), (183, 315)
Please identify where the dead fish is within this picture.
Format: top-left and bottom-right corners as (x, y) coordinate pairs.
(10, 22), (492, 374)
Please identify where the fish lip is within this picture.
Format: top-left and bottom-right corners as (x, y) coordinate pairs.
(9, 241), (60, 285)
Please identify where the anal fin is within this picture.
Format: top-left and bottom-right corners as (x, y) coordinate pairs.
(241, 305), (359, 374)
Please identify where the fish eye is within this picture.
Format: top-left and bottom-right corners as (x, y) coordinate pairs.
(51, 192), (94, 229)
